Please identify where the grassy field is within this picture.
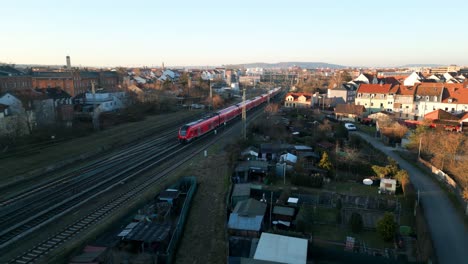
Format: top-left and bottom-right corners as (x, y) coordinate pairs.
(323, 181), (380, 197)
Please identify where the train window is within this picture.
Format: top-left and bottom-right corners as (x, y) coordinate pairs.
(180, 125), (189, 136)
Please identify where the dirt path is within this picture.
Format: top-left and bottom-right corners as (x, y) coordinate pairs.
(175, 151), (229, 264)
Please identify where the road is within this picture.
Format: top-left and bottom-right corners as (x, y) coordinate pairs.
(355, 131), (468, 264)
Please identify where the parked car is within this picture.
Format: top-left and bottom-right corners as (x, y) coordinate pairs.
(344, 123), (357, 131)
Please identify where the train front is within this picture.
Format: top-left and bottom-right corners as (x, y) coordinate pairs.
(178, 125), (190, 143)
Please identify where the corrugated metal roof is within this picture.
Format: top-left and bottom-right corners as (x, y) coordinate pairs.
(254, 233), (307, 264)
(273, 206), (295, 216)
(123, 222), (171, 243)
(228, 214), (264, 232)
(232, 184), (251, 197)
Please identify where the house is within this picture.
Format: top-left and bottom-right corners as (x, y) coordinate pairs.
(272, 206), (296, 224)
(253, 233), (308, 264)
(76, 91), (127, 113)
(327, 83), (357, 105)
(368, 111), (395, 122)
(353, 73), (376, 84)
(259, 143), (292, 161)
(234, 160), (269, 183)
(392, 85), (416, 120)
(413, 83), (445, 119)
(241, 146), (260, 160)
(334, 104), (366, 121)
(284, 92), (312, 108)
(379, 178), (397, 194)
(441, 83), (468, 114)
(355, 84), (393, 114)
(424, 109), (461, 131)
(403, 72), (424, 86)
(228, 198), (267, 238)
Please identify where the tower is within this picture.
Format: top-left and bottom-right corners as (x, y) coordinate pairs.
(66, 55), (71, 70)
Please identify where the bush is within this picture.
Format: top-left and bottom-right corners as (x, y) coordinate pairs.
(349, 212), (363, 233)
(376, 212), (397, 241)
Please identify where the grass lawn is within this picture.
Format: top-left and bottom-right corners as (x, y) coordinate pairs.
(356, 124), (377, 136)
(312, 224), (393, 249)
(323, 181), (380, 197)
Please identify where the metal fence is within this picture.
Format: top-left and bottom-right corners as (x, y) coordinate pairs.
(158, 176), (197, 264)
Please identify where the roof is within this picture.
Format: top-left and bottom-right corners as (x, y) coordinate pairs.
(273, 206), (295, 216)
(233, 198), (267, 217)
(377, 77), (401, 85)
(334, 104), (366, 115)
(285, 92), (312, 101)
(260, 143), (292, 153)
(424, 109), (459, 121)
(34, 88), (71, 99)
(232, 184), (251, 197)
(357, 83), (393, 94)
(123, 222), (171, 243)
(395, 85), (416, 96)
(293, 145), (313, 151)
(253, 233), (308, 264)
(235, 160), (269, 173)
(228, 213), (264, 232)
(443, 83), (468, 104)
(159, 189), (180, 201)
(415, 83), (444, 96)
(0, 66), (26, 76)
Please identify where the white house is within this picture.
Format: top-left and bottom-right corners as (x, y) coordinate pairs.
(353, 73), (377, 84)
(84, 92), (127, 113)
(403, 72), (424, 86)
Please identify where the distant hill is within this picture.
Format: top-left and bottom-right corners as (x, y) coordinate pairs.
(225, 61), (347, 69)
(399, 64), (444, 68)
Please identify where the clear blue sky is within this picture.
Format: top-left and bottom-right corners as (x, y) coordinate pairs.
(2, 0), (467, 67)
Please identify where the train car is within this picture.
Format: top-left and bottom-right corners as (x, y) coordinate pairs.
(178, 87), (282, 143)
(217, 105), (240, 124)
(178, 114), (220, 143)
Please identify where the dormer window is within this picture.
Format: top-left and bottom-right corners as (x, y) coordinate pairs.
(371, 94), (375, 98)
(425, 96), (429, 101)
(433, 96), (437, 102)
(448, 98), (453, 103)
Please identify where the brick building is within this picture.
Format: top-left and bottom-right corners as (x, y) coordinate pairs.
(32, 70), (119, 96)
(0, 66), (32, 92)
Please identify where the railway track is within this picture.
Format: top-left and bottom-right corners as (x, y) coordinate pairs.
(1, 95), (281, 263)
(0, 111), (202, 198)
(0, 134), (180, 248)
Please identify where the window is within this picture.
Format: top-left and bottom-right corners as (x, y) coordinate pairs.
(380, 103), (383, 107)
(445, 107), (448, 111)
(451, 108), (455, 112)
(371, 103), (374, 106)
(433, 96), (437, 102)
(426, 96), (429, 101)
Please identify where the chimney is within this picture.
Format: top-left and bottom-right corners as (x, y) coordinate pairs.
(66, 55), (71, 70)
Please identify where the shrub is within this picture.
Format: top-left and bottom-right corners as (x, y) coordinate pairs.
(376, 212), (397, 241)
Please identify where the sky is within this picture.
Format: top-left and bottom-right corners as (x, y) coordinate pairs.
(1, 0), (468, 67)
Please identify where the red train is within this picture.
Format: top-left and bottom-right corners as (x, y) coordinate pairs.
(178, 87), (282, 143)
